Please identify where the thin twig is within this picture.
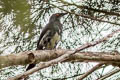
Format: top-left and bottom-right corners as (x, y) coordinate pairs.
(77, 63), (104, 80)
(59, 0), (120, 16)
(97, 68), (120, 80)
(51, 4), (120, 26)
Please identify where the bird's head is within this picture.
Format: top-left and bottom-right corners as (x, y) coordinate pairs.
(49, 13), (67, 22)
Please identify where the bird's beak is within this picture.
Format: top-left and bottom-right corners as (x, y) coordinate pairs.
(59, 13), (67, 17)
(56, 13), (67, 17)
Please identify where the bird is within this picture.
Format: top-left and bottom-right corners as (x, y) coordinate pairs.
(26, 13), (67, 71)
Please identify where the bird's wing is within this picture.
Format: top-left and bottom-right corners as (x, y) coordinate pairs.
(37, 23), (50, 49)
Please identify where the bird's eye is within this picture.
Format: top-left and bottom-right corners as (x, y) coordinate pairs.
(56, 14), (60, 16)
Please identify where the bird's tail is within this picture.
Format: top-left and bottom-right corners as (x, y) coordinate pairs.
(25, 44), (42, 79)
(26, 63), (36, 71)
(26, 45), (42, 71)
(25, 60), (36, 80)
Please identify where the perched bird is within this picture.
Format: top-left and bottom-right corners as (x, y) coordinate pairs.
(26, 13), (67, 71)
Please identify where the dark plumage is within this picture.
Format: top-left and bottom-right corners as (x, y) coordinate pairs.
(26, 13), (67, 71)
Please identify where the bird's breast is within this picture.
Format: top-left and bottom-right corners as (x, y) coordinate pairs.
(39, 30), (61, 50)
(47, 32), (60, 49)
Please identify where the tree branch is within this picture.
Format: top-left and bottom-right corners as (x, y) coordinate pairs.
(1, 50), (120, 69)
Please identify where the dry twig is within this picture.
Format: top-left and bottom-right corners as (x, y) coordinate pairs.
(97, 68), (120, 80)
(78, 63), (104, 80)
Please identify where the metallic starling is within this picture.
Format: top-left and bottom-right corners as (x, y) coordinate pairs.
(26, 13), (67, 71)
